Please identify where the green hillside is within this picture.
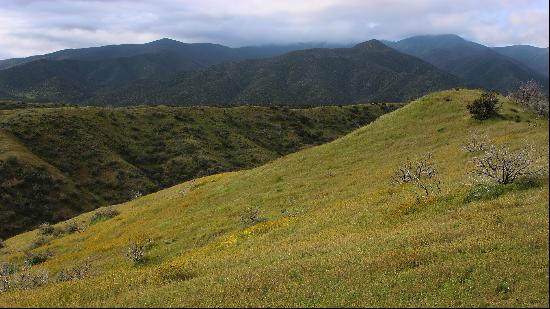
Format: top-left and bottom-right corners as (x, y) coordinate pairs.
(0, 89), (548, 307)
(0, 102), (395, 238)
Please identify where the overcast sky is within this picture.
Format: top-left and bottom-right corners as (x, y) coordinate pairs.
(0, 0), (548, 59)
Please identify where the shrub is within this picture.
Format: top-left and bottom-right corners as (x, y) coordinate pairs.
(91, 207), (120, 224)
(0, 239), (4, 249)
(0, 262), (17, 292)
(470, 143), (544, 184)
(24, 250), (52, 266)
(390, 152), (441, 199)
(125, 237), (154, 265)
(1, 262), (52, 292)
(462, 133), (489, 153)
(239, 207), (266, 226)
(63, 222), (80, 234)
(467, 91), (501, 120)
(464, 183), (506, 203)
(29, 236), (50, 249)
(13, 265), (49, 291)
(56, 261), (90, 282)
(38, 223), (55, 235)
(513, 176), (544, 190)
(159, 263), (196, 282)
(129, 190), (143, 200)
(508, 80), (548, 116)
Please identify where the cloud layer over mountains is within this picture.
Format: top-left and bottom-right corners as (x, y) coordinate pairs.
(0, 0), (548, 59)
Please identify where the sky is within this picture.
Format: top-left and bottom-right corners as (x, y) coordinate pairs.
(0, 0), (548, 59)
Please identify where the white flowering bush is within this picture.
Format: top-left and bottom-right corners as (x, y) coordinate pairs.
(508, 80), (549, 116)
(470, 143), (544, 184)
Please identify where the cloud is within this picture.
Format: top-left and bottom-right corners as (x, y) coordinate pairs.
(0, 0), (548, 59)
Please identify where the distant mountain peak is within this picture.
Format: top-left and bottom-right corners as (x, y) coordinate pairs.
(148, 38), (185, 47)
(352, 39), (390, 51)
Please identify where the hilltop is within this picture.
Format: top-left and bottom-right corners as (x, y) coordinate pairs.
(0, 102), (395, 238)
(0, 89), (547, 307)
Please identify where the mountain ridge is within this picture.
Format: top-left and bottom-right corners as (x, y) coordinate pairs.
(384, 34), (548, 92)
(88, 39), (463, 105)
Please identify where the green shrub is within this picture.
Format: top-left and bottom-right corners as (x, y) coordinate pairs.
(23, 250), (52, 266)
(464, 176), (544, 204)
(90, 207), (120, 224)
(513, 176), (544, 190)
(467, 91), (501, 120)
(29, 236), (50, 249)
(464, 183), (506, 203)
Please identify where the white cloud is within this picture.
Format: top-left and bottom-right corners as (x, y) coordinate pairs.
(0, 0), (547, 59)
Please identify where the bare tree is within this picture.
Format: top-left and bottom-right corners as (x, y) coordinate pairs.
(390, 152), (441, 198)
(508, 80), (549, 116)
(462, 132), (490, 153)
(470, 143), (543, 184)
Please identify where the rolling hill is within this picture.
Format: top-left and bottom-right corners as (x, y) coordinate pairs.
(384, 34), (548, 92)
(91, 40), (463, 106)
(0, 101), (396, 238)
(0, 89), (547, 307)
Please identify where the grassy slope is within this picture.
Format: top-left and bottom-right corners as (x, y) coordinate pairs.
(0, 89), (548, 307)
(0, 103), (394, 238)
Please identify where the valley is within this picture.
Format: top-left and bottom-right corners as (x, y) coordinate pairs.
(0, 101), (396, 238)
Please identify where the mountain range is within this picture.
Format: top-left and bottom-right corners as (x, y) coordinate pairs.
(90, 40), (461, 105)
(0, 35), (547, 105)
(492, 44), (549, 78)
(383, 34), (548, 92)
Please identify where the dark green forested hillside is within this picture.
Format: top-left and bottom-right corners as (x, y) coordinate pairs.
(91, 40), (462, 106)
(0, 40), (462, 105)
(0, 39), (343, 103)
(0, 101), (397, 238)
(493, 45), (549, 78)
(384, 34), (548, 92)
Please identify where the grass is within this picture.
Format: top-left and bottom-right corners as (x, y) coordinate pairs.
(0, 89), (547, 307)
(0, 102), (395, 238)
